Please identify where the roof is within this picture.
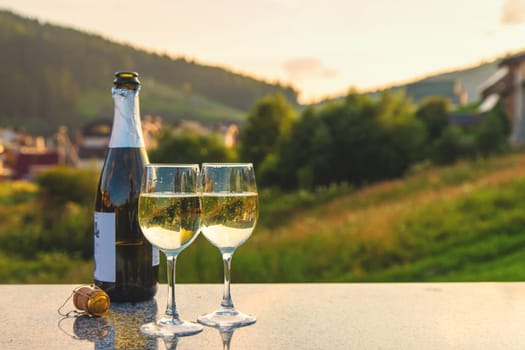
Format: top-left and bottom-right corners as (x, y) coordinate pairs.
(501, 52), (525, 66)
(77, 146), (107, 159)
(82, 119), (112, 137)
(479, 66), (513, 98)
(478, 93), (500, 113)
(13, 151), (60, 179)
(478, 67), (509, 92)
(448, 113), (483, 126)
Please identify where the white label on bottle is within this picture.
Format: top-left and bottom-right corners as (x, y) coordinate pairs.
(94, 212), (116, 282)
(109, 88), (145, 148)
(152, 247), (160, 266)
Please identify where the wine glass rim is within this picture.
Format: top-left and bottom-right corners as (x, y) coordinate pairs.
(202, 162), (253, 167)
(146, 163), (199, 168)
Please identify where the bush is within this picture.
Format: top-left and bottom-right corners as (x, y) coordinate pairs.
(149, 127), (237, 164)
(430, 125), (475, 164)
(35, 166), (98, 205)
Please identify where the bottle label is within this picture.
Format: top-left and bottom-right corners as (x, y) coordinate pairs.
(94, 212), (116, 282)
(152, 247), (160, 266)
(109, 88), (145, 148)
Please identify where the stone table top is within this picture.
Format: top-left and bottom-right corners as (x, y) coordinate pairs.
(1, 283), (525, 349)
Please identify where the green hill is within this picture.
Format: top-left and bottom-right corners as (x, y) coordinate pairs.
(401, 61), (499, 103)
(365, 60), (501, 105)
(421, 60), (500, 102)
(322, 58), (501, 107)
(0, 10), (298, 134)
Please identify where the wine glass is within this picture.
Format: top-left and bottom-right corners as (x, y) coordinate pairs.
(138, 164), (203, 337)
(198, 163), (258, 327)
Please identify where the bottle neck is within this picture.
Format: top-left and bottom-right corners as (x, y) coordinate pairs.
(109, 87), (145, 148)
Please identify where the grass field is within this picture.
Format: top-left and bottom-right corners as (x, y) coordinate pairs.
(228, 151), (525, 282)
(3, 152), (525, 283)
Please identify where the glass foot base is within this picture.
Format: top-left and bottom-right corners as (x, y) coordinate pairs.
(140, 317), (203, 337)
(198, 308), (256, 328)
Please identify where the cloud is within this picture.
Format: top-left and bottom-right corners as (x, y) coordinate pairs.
(283, 57), (339, 81)
(501, 0), (525, 25)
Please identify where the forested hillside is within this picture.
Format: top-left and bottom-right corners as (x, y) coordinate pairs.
(0, 10), (298, 134)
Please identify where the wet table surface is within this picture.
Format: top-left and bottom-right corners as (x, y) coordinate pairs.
(2, 283), (525, 349)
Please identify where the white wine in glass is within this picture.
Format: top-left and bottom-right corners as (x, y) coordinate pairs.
(198, 163), (258, 328)
(140, 193), (201, 252)
(201, 192), (257, 251)
(138, 164), (203, 337)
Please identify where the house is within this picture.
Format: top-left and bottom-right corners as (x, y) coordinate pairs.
(6, 132), (63, 180)
(11, 149), (59, 180)
(75, 116), (163, 169)
(172, 120), (240, 147)
(75, 117), (237, 170)
(480, 52), (525, 145)
(75, 119), (112, 169)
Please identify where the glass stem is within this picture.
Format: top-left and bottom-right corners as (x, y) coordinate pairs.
(220, 251), (234, 310)
(165, 255), (180, 320)
(220, 329), (234, 350)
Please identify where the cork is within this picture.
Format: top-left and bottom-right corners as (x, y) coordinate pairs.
(72, 285), (110, 316)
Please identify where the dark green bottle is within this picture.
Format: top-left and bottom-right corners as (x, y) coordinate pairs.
(94, 72), (159, 302)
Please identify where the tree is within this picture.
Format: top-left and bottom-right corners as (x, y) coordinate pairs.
(416, 97), (450, 141)
(475, 102), (510, 156)
(149, 127), (236, 164)
(431, 125), (474, 164)
(273, 106), (320, 189)
(238, 93), (296, 169)
(376, 91), (426, 177)
(272, 91), (425, 189)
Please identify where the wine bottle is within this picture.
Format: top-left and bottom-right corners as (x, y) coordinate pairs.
(94, 71), (159, 302)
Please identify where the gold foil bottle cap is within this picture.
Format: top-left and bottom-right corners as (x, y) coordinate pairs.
(73, 285), (110, 316)
(113, 71), (140, 88)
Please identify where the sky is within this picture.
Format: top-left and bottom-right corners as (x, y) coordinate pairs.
(1, 0), (525, 103)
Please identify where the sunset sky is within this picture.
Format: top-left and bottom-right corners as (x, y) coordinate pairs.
(1, 0), (525, 103)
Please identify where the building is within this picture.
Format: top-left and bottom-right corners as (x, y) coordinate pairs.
(2, 129), (66, 180)
(11, 149), (59, 180)
(75, 116), (164, 169)
(75, 119), (112, 169)
(480, 52), (525, 145)
(224, 124), (239, 148)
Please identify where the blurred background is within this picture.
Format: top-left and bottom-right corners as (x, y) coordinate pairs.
(1, 0), (525, 283)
